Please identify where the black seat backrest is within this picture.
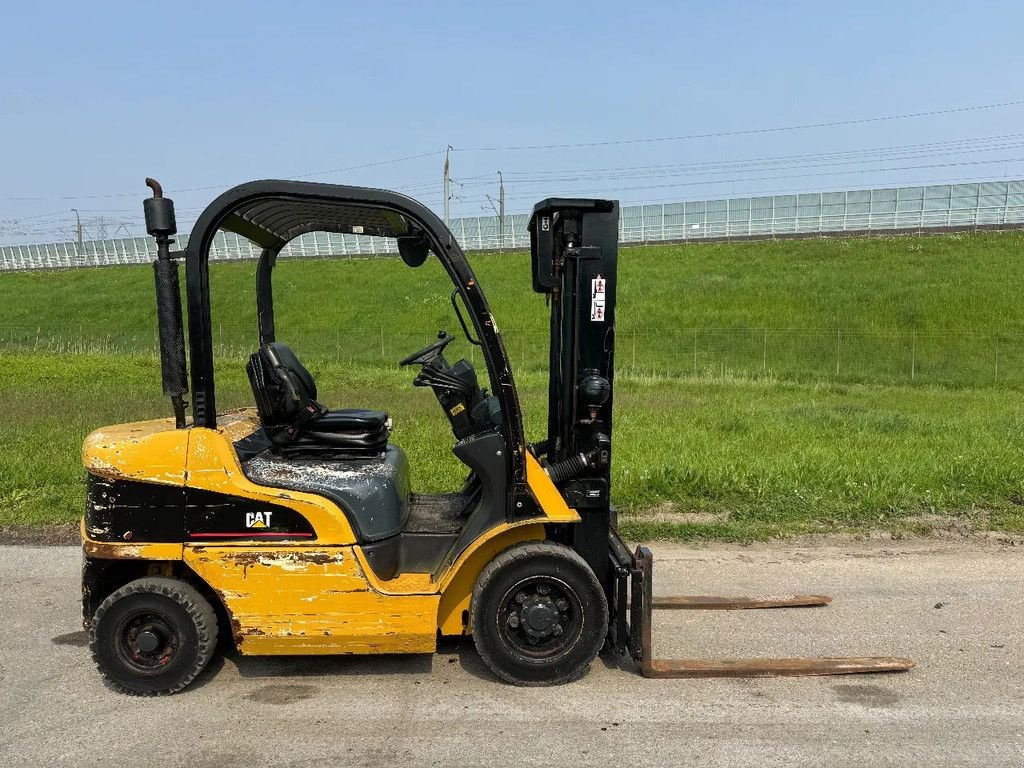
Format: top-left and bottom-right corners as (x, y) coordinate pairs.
(246, 342), (320, 427)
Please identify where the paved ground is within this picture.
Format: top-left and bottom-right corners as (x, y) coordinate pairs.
(1, 539), (1021, 767)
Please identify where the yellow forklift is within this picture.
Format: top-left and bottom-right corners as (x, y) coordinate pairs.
(81, 179), (912, 694)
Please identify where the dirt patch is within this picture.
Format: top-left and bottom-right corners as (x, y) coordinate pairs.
(0, 524), (78, 546)
(622, 503), (728, 525)
(245, 684), (318, 705)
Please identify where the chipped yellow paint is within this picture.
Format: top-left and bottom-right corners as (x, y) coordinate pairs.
(525, 451), (580, 522)
(217, 409), (262, 442)
(81, 521), (183, 560)
(185, 545), (438, 654)
(186, 428), (358, 545)
(83, 418), (189, 485)
(353, 567), (435, 596)
(436, 522), (547, 635)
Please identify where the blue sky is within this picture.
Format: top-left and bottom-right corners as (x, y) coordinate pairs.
(2, 0), (1024, 242)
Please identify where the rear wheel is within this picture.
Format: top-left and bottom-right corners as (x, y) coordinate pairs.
(471, 542), (608, 686)
(89, 577), (218, 696)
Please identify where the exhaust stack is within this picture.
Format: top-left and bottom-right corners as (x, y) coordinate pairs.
(144, 178), (188, 428)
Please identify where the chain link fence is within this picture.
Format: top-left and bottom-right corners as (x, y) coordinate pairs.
(3, 324), (1022, 388)
(3, 180), (1024, 271)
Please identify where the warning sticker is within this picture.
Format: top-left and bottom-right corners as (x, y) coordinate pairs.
(591, 275), (606, 321)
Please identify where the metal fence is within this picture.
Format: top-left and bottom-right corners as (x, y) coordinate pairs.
(3, 179), (1024, 271)
(4, 324), (1023, 389)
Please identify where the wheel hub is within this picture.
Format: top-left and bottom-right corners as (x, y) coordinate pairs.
(500, 576), (581, 656)
(116, 612), (178, 671)
(135, 628), (161, 654)
(522, 598), (559, 635)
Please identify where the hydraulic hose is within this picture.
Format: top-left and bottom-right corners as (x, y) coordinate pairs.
(544, 449), (600, 484)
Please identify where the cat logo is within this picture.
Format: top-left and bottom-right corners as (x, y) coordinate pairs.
(449, 403), (466, 416)
(245, 511), (273, 529)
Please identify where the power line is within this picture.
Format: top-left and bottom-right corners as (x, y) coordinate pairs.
(453, 98), (1024, 152)
(6, 98), (1023, 203)
(488, 133), (1024, 180)
(391, 132), (1024, 202)
(457, 155), (1024, 206)
(417, 138), (1024, 210)
(456, 143), (1024, 191)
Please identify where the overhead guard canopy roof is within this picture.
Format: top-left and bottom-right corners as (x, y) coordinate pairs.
(199, 180), (432, 251)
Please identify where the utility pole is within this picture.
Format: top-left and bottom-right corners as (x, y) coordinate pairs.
(484, 172), (507, 250)
(498, 171), (505, 246)
(71, 208), (83, 250)
(443, 145), (452, 226)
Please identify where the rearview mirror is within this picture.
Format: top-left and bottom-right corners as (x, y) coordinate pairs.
(397, 234), (429, 267)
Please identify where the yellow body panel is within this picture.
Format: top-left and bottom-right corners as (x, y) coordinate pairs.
(83, 417), (189, 485)
(184, 545), (438, 654)
(525, 451), (578, 522)
(435, 522), (547, 635)
(82, 408), (582, 654)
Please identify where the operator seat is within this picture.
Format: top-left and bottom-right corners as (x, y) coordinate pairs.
(246, 342), (391, 456)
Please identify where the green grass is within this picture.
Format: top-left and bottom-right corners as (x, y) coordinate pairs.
(3, 231), (1024, 540)
(2, 352), (1022, 539)
(4, 231), (1024, 386)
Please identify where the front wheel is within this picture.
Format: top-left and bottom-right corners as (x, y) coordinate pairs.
(471, 542), (608, 686)
(89, 576), (219, 696)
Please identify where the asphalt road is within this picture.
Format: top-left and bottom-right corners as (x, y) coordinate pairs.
(1, 539), (1021, 767)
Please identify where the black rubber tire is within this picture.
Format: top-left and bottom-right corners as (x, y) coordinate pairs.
(471, 541), (608, 686)
(89, 576), (218, 696)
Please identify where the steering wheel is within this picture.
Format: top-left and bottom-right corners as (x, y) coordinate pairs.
(399, 332), (456, 367)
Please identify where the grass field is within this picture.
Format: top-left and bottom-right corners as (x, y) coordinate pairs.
(3, 231), (1024, 539)
(4, 231), (1024, 386)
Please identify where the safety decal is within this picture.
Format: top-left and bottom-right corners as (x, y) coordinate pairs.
(591, 275), (606, 322)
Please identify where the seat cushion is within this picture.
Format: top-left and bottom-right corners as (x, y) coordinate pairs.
(316, 408), (389, 434)
(284, 408), (390, 456)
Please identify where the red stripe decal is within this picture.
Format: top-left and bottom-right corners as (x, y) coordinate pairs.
(188, 532), (314, 538)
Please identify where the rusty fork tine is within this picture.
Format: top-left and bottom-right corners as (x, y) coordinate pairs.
(642, 656), (915, 679)
(630, 546), (915, 680)
(650, 594), (832, 610)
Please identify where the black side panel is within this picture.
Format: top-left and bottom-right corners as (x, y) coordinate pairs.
(360, 536), (401, 580)
(399, 533), (460, 573)
(84, 474), (318, 544)
(85, 474), (185, 543)
(185, 488), (316, 542)
(82, 554), (151, 628)
(444, 431), (508, 567)
(361, 533), (461, 582)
